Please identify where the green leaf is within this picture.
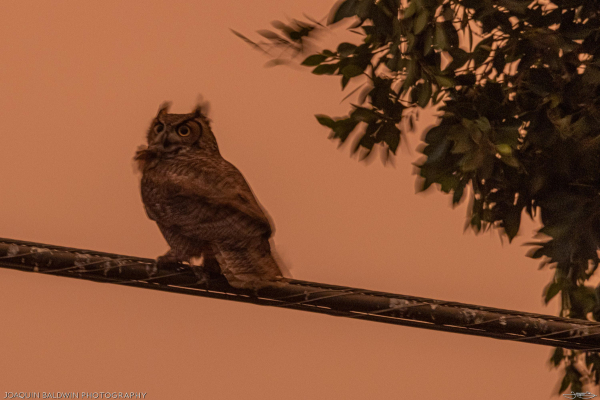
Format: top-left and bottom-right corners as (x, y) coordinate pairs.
(446, 47), (469, 71)
(442, 21), (459, 48)
(442, 4), (454, 21)
(550, 347), (564, 367)
(497, 0), (529, 15)
(380, 123), (401, 153)
(263, 59), (289, 68)
(454, 73), (476, 86)
(312, 64), (339, 75)
(452, 179), (467, 205)
(570, 285), (597, 318)
(341, 64), (365, 78)
(559, 372), (571, 395)
(354, 121), (380, 154)
(504, 205), (522, 241)
(448, 123), (475, 153)
(331, 0), (359, 24)
(414, 10), (430, 34)
(423, 26), (434, 56)
(396, 57), (408, 72)
(472, 36), (494, 68)
(356, 0), (372, 20)
(439, 175), (459, 193)
(470, 197), (483, 232)
(558, 366), (581, 395)
(418, 80), (432, 108)
(494, 120), (521, 146)
(302, 54), (328, 66)
(544, 281), (562, 304)
(401, 58), (419, 93)
(450, 137), (473, 154)
(385, 52), (400, 71)
(389, 100), (405, 120)
(331, 118), (360, 142)
(460, 149), (485, 171)
(257, 29), (281, 39)
(492, 50), (506, 75)
(583, 65), (600, 86)
(433, 74), (454, 88)
(475, 117), (491, 134)
(369, 79), (393, 110)
(434, 22), (449, 50)
(315, 115), (336, 128)
(495, 144), (512, 156)
(410, 84), (421, 104)
(337, 42), (358, 57)
(351, 106), (379, 122)
(500, 154), (520, 168)
(341, 75), (350, 89)
(270, 20), (286, 30)
(527, 67), (554, 96)
(403, 0), (418, 19)
(527, 246), (548, 259)
(406, 32), (416, 52)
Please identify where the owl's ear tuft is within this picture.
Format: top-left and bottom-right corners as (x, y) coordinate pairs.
(192, 104), (203, 118)
(193, 97), (212, 127)
(194, 95), (211, 116)
(157, 101), (172, 117)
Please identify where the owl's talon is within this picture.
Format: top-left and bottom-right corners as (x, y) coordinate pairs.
(191, 266), (212, 285)
(201, 257), (221, 276)
(156, 250), (184, 270)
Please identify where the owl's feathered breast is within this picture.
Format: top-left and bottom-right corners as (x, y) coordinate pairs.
(139, 149), (273, 243)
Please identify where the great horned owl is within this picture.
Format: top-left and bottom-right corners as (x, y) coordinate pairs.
(134, 102), (285, 289)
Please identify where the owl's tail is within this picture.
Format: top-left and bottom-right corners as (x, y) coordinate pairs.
(214, 238), (286, 289)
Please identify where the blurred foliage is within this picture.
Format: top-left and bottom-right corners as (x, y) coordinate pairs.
(236, 0), (600, 392)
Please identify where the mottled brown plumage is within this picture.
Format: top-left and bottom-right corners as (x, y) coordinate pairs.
(134, 102), (284, 288)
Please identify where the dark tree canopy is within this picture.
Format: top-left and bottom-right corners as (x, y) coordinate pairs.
(236, 0), (600, 393)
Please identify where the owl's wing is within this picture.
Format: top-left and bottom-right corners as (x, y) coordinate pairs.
(162, 158), (273, 233)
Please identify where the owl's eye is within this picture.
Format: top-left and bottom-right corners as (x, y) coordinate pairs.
(154, 123), (165, 134)
(178, 125), (191, 137)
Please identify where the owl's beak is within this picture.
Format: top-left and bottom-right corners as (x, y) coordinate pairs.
(149, 131), (175, 153)
(147, 130), (165, 149)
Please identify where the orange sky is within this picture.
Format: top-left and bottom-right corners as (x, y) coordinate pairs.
(0, 0), (578, 398)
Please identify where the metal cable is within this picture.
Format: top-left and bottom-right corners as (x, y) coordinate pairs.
(1, 237), (600, 350)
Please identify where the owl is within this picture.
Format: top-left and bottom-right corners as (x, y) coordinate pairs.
(134, 102), (285, 289)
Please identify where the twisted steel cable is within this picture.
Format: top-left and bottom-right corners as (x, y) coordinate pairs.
(1, 237), (599, 350)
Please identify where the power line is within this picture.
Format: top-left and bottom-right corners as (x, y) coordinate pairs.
(1, 237), (599, 350)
